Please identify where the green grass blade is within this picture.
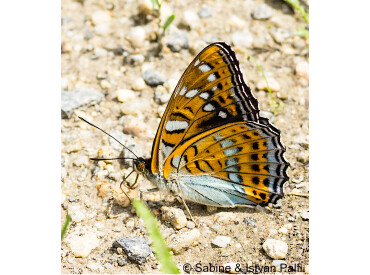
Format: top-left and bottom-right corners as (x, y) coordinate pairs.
(151, 0), (159, 10)
(61, 214), (71, 240)
(283, 0), (309, 24)
(132, 199), (179, 274)
(162, 14), (175, 32)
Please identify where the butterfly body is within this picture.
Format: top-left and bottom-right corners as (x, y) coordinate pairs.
(130, 42), (289, 208)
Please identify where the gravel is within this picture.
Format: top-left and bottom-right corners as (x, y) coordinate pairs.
(142, 69), (165, 87)
(113, 237), (151, 265)
(166, 31), (189, 52)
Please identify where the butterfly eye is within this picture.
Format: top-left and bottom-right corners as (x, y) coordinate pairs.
(136, 162), (145, 173)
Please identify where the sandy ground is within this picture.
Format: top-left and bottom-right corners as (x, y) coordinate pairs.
(61, 0), (309, 273)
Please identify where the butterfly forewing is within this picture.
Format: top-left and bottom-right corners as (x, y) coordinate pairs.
(151, 42), (261, 173)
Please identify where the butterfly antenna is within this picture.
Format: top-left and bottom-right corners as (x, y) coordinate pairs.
(79, 116), (138, 159)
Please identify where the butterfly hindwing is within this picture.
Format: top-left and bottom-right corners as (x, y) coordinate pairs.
(163, 122), (289, 206)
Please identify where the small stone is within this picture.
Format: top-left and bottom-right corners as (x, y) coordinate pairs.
(256, 77), (280, 92)
(125, 54), (145, 65)
(116, 89), (136, 103)
(132, 78), (146, 91)
(232, 31), (253, 48)
(211, 235), (231, 248)
(61, 89), (104, 119)
(117, 257), (127, 266)
(154, 86), (171, 104)
(126, 27), (146, 48)
(288, 216), (295, 222)
(87, 262), (103, 272)
(73, 155), (89, 167)
(252, 4), (274, 20)
(137, 0), (153, 16)
(68, 204), (85, 222)
(242, 217), (256, 227)
(224, 262), (238, 274)
(91, 10), (111, 25)
(272, 259), (287, 270)
(120, 98), (151, 115)
(166, 31), (189, 52)
(113, 237), (151, 265)
(292, 175), (304, 184)
(260, 111), (275, 123)
(278, 227), (288, 234)
(65, 230), (100, 257)
(198, 5), (212, 18)
(186, 221), (196, 229)
(100, 79), (111, 90)
(262, 239), (288, 259)
(300, 210), (309, 221)
(295, 61), (309, 79)
(94, 47), (108, 57)
(206, 205), (218, 213)
(168, 228), (201, 254)
(94, 23), (110, 36)
(270, 28), (292, 44)
(142, 69), (165, 86)
(181, 10), (200, 29)
(214, 212), (236, 224)
(273, 200), (282, 209)
(285, 223), (293, 230)
(297, 151), (309, 163)
(161, 206), (188, 229)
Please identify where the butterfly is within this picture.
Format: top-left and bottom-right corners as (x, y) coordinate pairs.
(81, 42), (289, 219)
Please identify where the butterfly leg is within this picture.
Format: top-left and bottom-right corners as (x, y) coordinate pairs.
(118, 169), (136, 203)
(178, 196), (198, 226)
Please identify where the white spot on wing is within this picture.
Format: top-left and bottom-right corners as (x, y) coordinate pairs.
(207, 73), (217, 82)
(161, 143), (173, 158)
(179, 86), (187, 95)
(199, 92), (209, 100)
(185, 89), (198, 98)
(194, 59), (200, 66)
(212, 86), (218, 92)
(172, 155), (181, 167)
(221, 139), (235, 148)
(199, 64), (211, 72)
(218, 111), (227, 118)
(224, 147), (239, 156)
(229, 173), (242, 183)
(165, 120), (189, 132)
(203, 103), (215, 111)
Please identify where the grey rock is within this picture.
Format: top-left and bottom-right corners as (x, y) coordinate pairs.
(300, 210), (309, 221)
(252, 4), (273, 20)
(61, 89), (104, 119)
(117, 257), (127, 266)
(288, 216), (295, 222)
(198, 5), (212, 18)
(154, 90), (171, 105)
(242, 217), (256, 227)
(167, 32), (189, 52)
(142, 70), (165, 87)
(113, 237), (151, 265)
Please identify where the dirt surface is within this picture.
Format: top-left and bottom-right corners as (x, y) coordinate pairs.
(61, 0), (309, 273)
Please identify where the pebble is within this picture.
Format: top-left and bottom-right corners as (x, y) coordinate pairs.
(262, 239), (288, 259)
(252, 4), (274, 20)
(126, 27), (146, 48)
(270, 28), (292, 44)
(113, 236), (151, 265)
(260, 111), (275, 123)
(61, 89), (104, 119)
(168, 228), (201, 254)
(68, 204), (86, 222)
(272, 259), (287, 270)
(181, 10), (200, 29)
(198, 5), (212, 18)
(186, 221), (196, 229)
(214, 212), (236, 224)
(117, 257), (127, 266)
(161, 206), (188, 230)
(132, 78), (146, 91)
(206, 205), (218, 213)
(125, 54), (145, 65)
(232, 31), (253, 48)
(137, 0), (153, 16)
(166, 31), (189, 52)
(87, 262), (103, 272)
(94, 23), (110, 36)
(120, 98), (151, 115)
(288, 216), (295, 222)
(91, 10), (111, 25)
(297, 151), (309, 163)
(116, 89), (136, 103)
(73, 155), (89, 167)
(272, 200), (282, 209)
(295, 61), (309, 79)
(65, 230), (100, 257)
(224, 262), (238, 274)
(154, 87), (171, 104)
(242, 217), (256, 227)
(300, 210), (309, 221)
(278, 227), (288, 234)
(256, 77), (280, 92)
(211, 236), (231, 248)
(142, 69), (165, 87)
(100, 79), (111, 90)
